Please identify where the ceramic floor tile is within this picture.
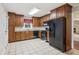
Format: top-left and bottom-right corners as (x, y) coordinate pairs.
(5, 38), (65, 55)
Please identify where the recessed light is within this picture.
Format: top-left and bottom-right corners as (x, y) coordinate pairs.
(28, 8), (40, 15)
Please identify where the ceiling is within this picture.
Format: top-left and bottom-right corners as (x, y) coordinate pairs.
(2, 3), (79, 18)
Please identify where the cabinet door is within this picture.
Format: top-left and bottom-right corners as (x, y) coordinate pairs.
(47, 31), (49, 41)
(46, 14), (50, 21)
(38, 31), (41, 38)
(57, 7), (64, 18)
(40, 17), (44, 26)
(37, 19), (41, 27)
(15, 15), (19, 26)
(15, 15), (24, 27)
(8, 13), (15, 42)
(42, 16), (45, 22)
(9, 29), (15, 42)
(20, 32), (25, 40)
(32, 18), (36, 27)
(15, 32), (21, 41)
(50, 9), (57, 20)
(29, 31), (33, 39)
(32, 17), (41, 27)
(25, 31), (29, 39)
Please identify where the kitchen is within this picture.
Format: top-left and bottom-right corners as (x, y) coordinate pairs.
(8, 12), (49, 42)
(0, 3), (79, 55)
(8, 3), (72, 52)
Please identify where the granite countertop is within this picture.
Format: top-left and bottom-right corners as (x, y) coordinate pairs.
(15, 27), (46, 32)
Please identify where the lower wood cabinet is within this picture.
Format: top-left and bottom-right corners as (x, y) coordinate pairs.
(25, 31), (29, 39)
(29, 31), (34, 39)
(15, 31), (34, 42)
(15, 31), (49, 42)
(9, 31), (15, 42)
(46, 31), (49, 41)
(20, 32), (25, 41)
(38, 31), (41, 38)
(15, 32), (21, 41)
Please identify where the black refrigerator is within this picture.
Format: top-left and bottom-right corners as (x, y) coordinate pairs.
(47, 17), (66, 52)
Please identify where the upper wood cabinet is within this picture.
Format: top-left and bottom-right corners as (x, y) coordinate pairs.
(15, 15), (24, 27)
(40, 17), (44, 26)
(32, 17), (41, 27)
(50, 9), (57, 20)
(43, 14), (50, 22)
(40, 14), (50, 26)
(56, 6), (64, 18)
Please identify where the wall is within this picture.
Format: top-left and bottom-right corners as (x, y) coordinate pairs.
(74, 21), (79, 34)
(0, 4), (8, 54)
(72, 6), (79, 48)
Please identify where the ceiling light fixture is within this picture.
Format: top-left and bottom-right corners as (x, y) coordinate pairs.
(28, 8), (40, 15)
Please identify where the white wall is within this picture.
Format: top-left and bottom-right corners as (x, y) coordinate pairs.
(74, 21), (79, 34)
(72, 11), (74, 49)
(0, 4), (8, 54)
(72, 6), (79, 49)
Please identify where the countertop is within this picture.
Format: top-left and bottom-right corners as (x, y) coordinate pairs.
(15, 27), (46, 32)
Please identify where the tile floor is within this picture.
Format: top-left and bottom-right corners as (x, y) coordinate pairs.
(74, 34), (79, 50)
(4, 38), (66, 55)
(65, 49), (79, 55)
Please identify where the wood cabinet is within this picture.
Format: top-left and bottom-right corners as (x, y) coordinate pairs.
(24, 31), (33, 40)
(15, 31), (33, 41)
(38, 31), (41, 38)
(46, 31), (49, 41)
(50, 9), (57, 19)
(15, 32), (21, 41)
(56, 6), (64, 18)
(20, 32), (25, 40)
(8, 12), (24, 43)
(8, 12), (34, 42)
(42, 14), (50, 22)
(15, 14), (24, 27)
(32, 17), (41, 27)
(64, 4), (72, 51)
(40, 17), (44, 26)
(8, 12), (16, 43)
(29, 31), (34, 39)
(40, 14), (50, 26)
(25, 31), (29, 39)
